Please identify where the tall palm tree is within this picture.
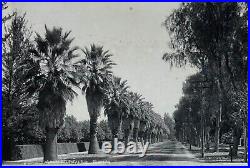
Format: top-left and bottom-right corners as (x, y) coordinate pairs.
(26, 26), (80, 161)
(138, 114), (146, 144)
(121, 92), (141, 146)
(139, 101), (153, 144)
(146, 110), (158, 144)
(154, 114), (164, 143)
(104, 76), (129, 150)
(122, 114), (134, 146)
(80, 44), (115, 154)
(132, 95), (144, 144)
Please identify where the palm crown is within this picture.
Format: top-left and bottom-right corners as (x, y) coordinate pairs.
(104, 76), (130, 117)
(80, 44), (115, 94)
(124, 92), (143, 119)
(26, 26), (80, 128)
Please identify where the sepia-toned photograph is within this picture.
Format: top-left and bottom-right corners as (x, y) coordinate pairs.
(2, 2), (248, 166)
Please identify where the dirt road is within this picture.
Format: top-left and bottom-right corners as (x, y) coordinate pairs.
(3, 140), (247, 166)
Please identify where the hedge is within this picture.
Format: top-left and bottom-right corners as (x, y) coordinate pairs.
(8, 142), (100, 161)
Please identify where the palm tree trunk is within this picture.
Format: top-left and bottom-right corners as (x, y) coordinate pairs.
(143, 132), (147, 145)
(85, 87), (103, 154)
(133, 128), (139, 143)
(88, 116), (100, 154)
(44, 128), (58, 161)
(179, 131), (182, 142)
(145, 133), (149, 143)
(149, 133), (152, 144)
(141, 135), (144, 145)
(108, 114), (122, 151)
(133, 119), (140, 144)
(111, 134), (118, 151)
(151, 134), (154, 143)
(124, 129), (130, 147)
(122, 116), (134, 146)
(139, 121), (147, 145)
(147, 132), (150, 143)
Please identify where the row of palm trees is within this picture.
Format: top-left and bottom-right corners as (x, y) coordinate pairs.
(24, 26), (168, 161)
(104, 77), (169, 150)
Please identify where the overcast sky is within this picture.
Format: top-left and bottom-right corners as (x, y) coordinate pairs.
(8, 2), (197, 121)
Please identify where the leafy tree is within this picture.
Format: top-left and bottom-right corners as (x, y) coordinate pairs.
(97, 120), (112, 141)
(58, 115), (82, 143)
(163, 2), (247, 158)
(78, 120), (109, 142)
(164, 113), (175, 139)
(79, 120), (90, 141)
(2, 13), (42, 160)
(58, 118), (111, 143)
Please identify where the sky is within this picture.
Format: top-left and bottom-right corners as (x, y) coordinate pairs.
(8, 2), (197, 121)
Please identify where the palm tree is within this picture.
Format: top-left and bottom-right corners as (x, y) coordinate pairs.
(122, 111), (134, 146)
(80, 44), (115, 154)
(147, 111), (158, 144)
(154, 114), (165, 143)
(121, 92), (142, 146)
(132, 93), (143, 145)
(104, 76), (129, 150)
(26, 26), (80, 161)
(138, 101), (153, 145)
(135, 100), (154, 144)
